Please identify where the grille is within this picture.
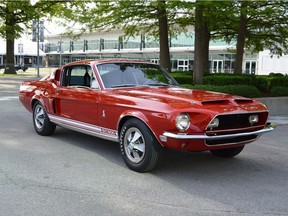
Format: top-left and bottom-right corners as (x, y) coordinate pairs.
(217, 114), (251, 128)
(205, 111), (268, 146)
(207, 112), (268, 131)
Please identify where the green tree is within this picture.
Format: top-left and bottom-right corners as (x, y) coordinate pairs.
(0, 0), (65, 74)
(181, 0), (288, 82)
(213, 0), (288, 74)
(192, 0), (215, 84)
(182, 1), (229, 84)
(61, 0), (173, 71)
(157, 0), (171, 72)
(0, 1), (33, 74)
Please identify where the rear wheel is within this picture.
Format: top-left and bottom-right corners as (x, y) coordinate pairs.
(119, 119), (160, 172)
(210, 145), (245, 158)
(33, 101), (56, 136)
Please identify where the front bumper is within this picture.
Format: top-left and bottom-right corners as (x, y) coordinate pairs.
(162, 122), (275, 140)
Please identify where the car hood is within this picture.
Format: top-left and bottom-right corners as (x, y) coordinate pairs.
(109, 86), (264, 113)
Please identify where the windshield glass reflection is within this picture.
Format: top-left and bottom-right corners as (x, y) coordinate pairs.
(96, 63), (179, 88)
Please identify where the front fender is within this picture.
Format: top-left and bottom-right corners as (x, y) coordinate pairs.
(117, 110), (167, 146)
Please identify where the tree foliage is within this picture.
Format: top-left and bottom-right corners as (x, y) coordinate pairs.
(1, 0), (287, 78)
(0, 0), (66, 74)
(58, 0), (176, 71)
(211, 0), (288, 73)
(180, 0), (288, 82)
(185, 1), (230, 84)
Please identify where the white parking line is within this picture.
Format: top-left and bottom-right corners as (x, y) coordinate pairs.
(0, 96), (19, 101)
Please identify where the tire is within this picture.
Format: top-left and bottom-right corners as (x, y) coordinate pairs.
(119, 118), (160, 172)
(210, 145), (245, 158)
(33, 101), (56, 136)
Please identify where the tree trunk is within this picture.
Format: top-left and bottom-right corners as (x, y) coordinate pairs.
(234, 3), (247, 74)
(4, 38), (16, 74)
(157, 0), (171, 72)
(193, 4), (204, 84)
(4, 6), (16, 75)
(202, 21), (211, 74)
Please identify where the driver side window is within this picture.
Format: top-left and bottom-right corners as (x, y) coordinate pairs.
(61, 65), (98, 88)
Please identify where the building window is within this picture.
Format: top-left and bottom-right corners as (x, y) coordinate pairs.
(245, 61), (256, 74)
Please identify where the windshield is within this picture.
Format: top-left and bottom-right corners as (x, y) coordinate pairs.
(96, 62), (179, 89)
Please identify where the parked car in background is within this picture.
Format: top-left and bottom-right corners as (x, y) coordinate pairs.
(0, 64), (28, 72)
(19, 59), (275, 172)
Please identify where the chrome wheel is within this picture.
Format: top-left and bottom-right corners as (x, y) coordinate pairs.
(123, 127), (146, 164)
(32, 101), (56, 136)
(120, 118), (160, 172)
(34, 104), (45, 130)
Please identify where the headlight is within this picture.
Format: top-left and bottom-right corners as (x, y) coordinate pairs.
(176, 113), (190, 132)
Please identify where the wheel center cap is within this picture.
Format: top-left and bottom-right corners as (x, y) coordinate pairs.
(128, 142), (135, 150)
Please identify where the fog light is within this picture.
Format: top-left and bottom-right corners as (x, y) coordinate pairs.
(249, 115), (259, 125)
(208, 118), (219, 129)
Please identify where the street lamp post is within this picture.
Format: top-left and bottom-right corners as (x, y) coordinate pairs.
(18, 42), (23, 66)
(31, 0), (42, 77)
(58, 38), (63, 67)
(32, 19), (40, 77)
(37, 19), (40, 77)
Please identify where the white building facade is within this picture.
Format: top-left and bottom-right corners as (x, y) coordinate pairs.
(0, 39), (46, 67)
(27, 29), (288, 75)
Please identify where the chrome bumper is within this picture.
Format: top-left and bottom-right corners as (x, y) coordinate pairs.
(162, 123), (275, 140)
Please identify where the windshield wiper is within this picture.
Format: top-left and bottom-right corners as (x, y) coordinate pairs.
(110, 84), (137, 88)
(146, 83), (171, 86)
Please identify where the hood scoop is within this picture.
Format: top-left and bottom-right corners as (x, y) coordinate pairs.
(234, 98), (254, 104)
(201, 99), (230, 106)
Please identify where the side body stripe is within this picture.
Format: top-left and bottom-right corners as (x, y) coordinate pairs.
(49, 115), (118, 142)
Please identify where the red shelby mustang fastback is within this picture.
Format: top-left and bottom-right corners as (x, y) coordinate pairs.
(19, 59), (275, 172)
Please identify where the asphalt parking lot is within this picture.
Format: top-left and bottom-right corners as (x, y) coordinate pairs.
(1, 75), (288, 216)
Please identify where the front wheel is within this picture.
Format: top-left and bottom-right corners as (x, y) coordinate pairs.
(210, 145), (245, 158)
(119, 119), (160, 172)
(33, 101), (56, 136)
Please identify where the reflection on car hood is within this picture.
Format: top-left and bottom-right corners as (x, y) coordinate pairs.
(109, 86), (260, 111)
